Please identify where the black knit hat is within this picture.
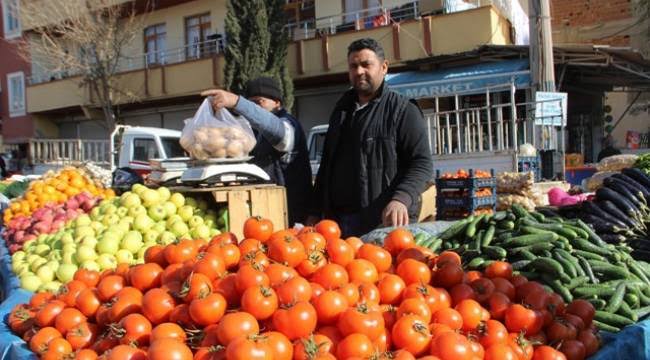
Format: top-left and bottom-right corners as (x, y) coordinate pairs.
(245, 77), (282, 102)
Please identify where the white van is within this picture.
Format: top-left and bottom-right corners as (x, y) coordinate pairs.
(306, 125), (328, 177)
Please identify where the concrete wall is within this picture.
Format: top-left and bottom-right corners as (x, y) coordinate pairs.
(606, 92), (650, 149)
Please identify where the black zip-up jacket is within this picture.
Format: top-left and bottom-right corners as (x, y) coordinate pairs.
(311, 82), (433, 234)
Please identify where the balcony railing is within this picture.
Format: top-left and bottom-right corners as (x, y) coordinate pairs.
(28, 38), (224, 85)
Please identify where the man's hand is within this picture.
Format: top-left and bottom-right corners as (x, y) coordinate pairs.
(382, 200), (409, 227)
(200, 89), (239, 110)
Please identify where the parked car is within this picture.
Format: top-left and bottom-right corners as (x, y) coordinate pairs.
(306, 125), (328, 178)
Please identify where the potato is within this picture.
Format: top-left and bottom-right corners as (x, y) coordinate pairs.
(226, 140), (244, 158)
(179, 134), (192, 150)
(204, 135), (227, 154)
(214, 148), (227, 158)
(191, 143), (208, 160)
(207, 127), (223, 139)
(193, 128), (209, 144)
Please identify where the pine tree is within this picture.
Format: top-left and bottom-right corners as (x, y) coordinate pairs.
(223, 0), (294, 110)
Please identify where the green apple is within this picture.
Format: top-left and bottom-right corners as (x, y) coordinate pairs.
(97, 235), (120, 255)
(102, 213), (121, 226)
(158, 231), (177, 245)
(132, 184), (147, 195)
(115, 249), (134, 264)
(121, 193), (142, 208)
(170, 221), (189, 237)
(185, 197), (198, 208)
(134, 214), (154, 232)
(62, 252), (76, 265)
(90, 207), (101, 219)
(75, 245), (98, 263)
(50, 239), (63, 250)
(157, 187), (171, 202)
(30, 258), (48, 273)
(96, 254), (117, 270)
(76, 214), (92, 227)
(121, 231), (143, 254)
(143, 230), (159, 244)
(162, 202), (177, 218)
(188, 215), (204, 228)
(34, 244), (50, 257)
(210, 228), (221, 237)
(12, 250), (26, 262)
(191, 224), (211, 239)
(75, 226), (95, 240)
(148, 204), (167, 221)
(26, 254), (41, 264)
(178, 206), (194, 222)
(103, 204), (118, 215)
(56, 264), (78, 282)
(36, 265), (55, 283)
(39, 281), (62, 293)
(81, 235), (98, 249)
(137, 246), (149, 260)
(13, 263), (30, 276)
(116, 206), (129, 217)
(166, 215), (183, 228)
(170, 193), (185, 208)
(153, 221), (166, 234)
(90, 221), (105, 234)
(80, 260), (100, 271)
(20, 274), (43, 292)
(48, 249), (62, 261)
(141, 189), (161, 207)
(62, 243), (77, 253)
(61, 232), (75, 245)
(128, 205), (147, 218)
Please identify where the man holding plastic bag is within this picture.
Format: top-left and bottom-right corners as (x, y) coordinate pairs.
(200, 77), (312, 226)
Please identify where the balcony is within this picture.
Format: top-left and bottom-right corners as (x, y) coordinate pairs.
(26, 3), (515, 114)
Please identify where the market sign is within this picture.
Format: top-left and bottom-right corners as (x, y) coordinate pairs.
(386, 59), (532, 98)
(534, 91), (567, 126)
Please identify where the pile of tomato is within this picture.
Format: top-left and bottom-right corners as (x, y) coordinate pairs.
(7, 217), (601, 360)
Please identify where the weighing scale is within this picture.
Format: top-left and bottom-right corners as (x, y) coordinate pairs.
(148, 157), (270, 187)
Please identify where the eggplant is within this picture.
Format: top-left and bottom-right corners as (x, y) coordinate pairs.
(598, 200), (641, 229)
(622, 168), (650, 189)
(599, 233), (626, 244)
(583, 201), (628, 228)
(596, 187), (642, 219)
(579, 213), (629, 234)
(536, 208), (562, 218)
(631, 249), (650, 262)
(603, 177), (647, 209)
(612, 173), (650, 202)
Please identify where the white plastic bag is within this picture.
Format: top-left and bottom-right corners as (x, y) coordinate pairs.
(180, 98), (257, 160)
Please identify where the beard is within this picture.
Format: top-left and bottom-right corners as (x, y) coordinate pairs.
(353, 78), (375, 96)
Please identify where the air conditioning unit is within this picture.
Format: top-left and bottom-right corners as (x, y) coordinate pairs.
(419, 0), (446, 15)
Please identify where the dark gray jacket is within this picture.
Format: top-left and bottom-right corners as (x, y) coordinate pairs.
(311, 82), (433, 234)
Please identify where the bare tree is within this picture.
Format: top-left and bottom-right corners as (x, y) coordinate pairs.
(15, 0), (148, 131)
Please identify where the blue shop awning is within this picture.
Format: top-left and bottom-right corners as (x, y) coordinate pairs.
(386, 59), (531, 98)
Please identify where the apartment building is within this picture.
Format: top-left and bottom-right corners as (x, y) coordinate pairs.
(15, 0), (519, 144)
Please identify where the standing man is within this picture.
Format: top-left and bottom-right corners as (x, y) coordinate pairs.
(201, 77), (312, 226)
(309, 38), (433, 237)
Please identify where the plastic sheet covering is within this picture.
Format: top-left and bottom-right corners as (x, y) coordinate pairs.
(361, 221), (455, 243)
(590, 319), (650, 360)
(0, 232), (35, 359)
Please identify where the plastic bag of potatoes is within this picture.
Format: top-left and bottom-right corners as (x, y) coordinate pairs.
(180, 98), (256, 160)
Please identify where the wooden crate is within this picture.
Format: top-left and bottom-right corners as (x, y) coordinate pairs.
(170, 184), (288, 241)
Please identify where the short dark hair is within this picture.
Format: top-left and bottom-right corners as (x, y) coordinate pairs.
(347, 38), (385, 60)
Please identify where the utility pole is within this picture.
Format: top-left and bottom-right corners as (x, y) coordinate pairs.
(529, 0), (556, 92)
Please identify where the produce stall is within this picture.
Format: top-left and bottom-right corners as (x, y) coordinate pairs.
(0, 154), (649, 359)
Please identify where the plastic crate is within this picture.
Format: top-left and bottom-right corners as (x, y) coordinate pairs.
(518, 156), (541, 182)
(437, 194), (497, 208)
(436, 206), (496, 221)
(435, 169), (496, 194)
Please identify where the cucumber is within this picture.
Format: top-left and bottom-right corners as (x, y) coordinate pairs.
(573, 250), (606, 262)
(439, 217), (475, 241)
(517, 271), (540, 280)
(511, 204), (530, 219)
(591, 264), (630, 280)
(595, 310), (635, 327)
(565, 276), (589, 290)
(571, 238), (614, 257)
(493, 211), (507, 221)
(511, 260), (532, 271)
(502, 233), (559, 248)
(625, 293), (640, 309)
(604, 282), (626, 313)
(541, 274), (573, 302)
(520, 226), (556, 236)
(553, 251), (578, 278)
(634, 305), (650, 319)
(627, 260), (650, 286)
(576, 219), (607, 247)
(593, 320), (621, 333)
(470, 230), (484, 251)
(481, 225), (496, 247)
(429, 238), (443, 253)
(562, 224), (590, 239)
(467, 257), (486, 269)
(574, 286), (615, 297)
(529, 211), (546, 223)
(414, 232), (429, 245)
(554, 226), (578, 240)
(482, 246), (507, 260)
(466, 215), (485, 238)
(527, 258), (569, 282)
(618, 301), (638, 322)
(577, 256), (599, 284)
(420, 236), (437, 249)
(497, 220), (515, 230)
(556, 250), (586, 277)
(510, 242), (555, 255)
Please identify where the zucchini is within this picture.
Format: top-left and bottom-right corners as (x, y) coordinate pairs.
(481, 225), (496, 247)
(593, 320), (621, 333)
(604, 282), (626, 313)
(595, 310), (635, 327)
(577, 256), (599, 284)
(502, 233), (559, 248)
(439, 217), (475, 241)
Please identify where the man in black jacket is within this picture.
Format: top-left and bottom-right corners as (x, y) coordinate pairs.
(309, 38), (433, 237)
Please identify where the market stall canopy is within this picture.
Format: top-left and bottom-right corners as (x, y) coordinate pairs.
(385, 59), (531, 98)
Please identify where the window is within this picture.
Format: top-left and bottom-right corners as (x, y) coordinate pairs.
(132, 138), (160, 161)
(7, 71), (25, 117)
(2, 0), (21, 39)
(161, 137), (187, 158)
(185, 13), (214, 59)
(144, 23), (166, 65)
